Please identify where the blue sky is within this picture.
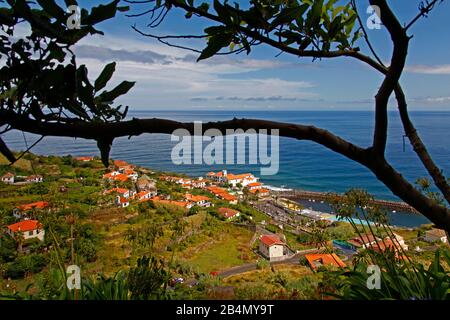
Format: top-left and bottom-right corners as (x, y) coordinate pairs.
(73, 0), (450, 110)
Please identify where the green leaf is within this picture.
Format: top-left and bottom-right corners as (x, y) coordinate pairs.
(85, 0), (120, 25)
(270, 4), (309, 29)
(36, 0), (65, 20)
(213, 0), (231, 24)
(99, 81), (135, 103)
(197, 32), (232, 61)
(95, 62), (116, 92)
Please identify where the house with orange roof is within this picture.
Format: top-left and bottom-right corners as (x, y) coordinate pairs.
(259, 234), (286, 260)
(217, 207), (240, 220)
(246, 182), (262, 191)
(347, 234), (381, 250)
(75, 156), (94, 162)
(7, 220), (45, 241)
(105, 188), (131, 198)
(25, 174), (43, 183)
(185, 194), (212, 207)
(305, 254), (346, 270)
(13, 201), (50, 219)
(103, 171), (120, 179)
(122, 168), (138, 181)
(115, 196), (130, 208)
(113, 160), (134, 170)
(249, 188), (270, 198)
(103, 171), (129, 182)
(191, 177), (207, 189)
(153, 199), (193, 209)
(206, 186), (238, 204)
(219, 192), (238, 204)
(207, 170), (259, 187)
(136, 191), (155, 201)
(1, 172), (15, 184)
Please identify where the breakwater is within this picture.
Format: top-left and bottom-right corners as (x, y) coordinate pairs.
(276, 190), (419, 213)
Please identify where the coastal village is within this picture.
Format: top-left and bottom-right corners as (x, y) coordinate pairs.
(0, 153), (448, 299)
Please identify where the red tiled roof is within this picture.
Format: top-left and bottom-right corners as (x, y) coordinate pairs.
(185, 194), (210, 202)
(218, 207), (239, 219)
(17, 201), (49, 212)
(347, 234), (379, 247)
(124, 169), (137, 175)
(114, 160), (130, 167)
(26, 175), (42, 180)
(105, 188), (129, 194)
(260, 234), (284, 247)
(206, 186), (226, 193)
(305, 254), (346, 270)
(75, 156), (93, 161)
(8, 220), (42, 233)
(154, 199), (192, 208)
(247, 182), (261, 187)
(111, 173), (129, 182)
(2, 172), (15, 178)
(136, 191), (149, 197)
(220, 193), (237, 201)
(227, 173), (253, 180)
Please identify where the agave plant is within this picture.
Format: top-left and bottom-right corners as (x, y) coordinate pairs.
(336, 249), (450, 300)
(328, 189), (450, 300)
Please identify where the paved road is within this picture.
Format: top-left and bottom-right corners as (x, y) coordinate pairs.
(183, 248), (323, 287)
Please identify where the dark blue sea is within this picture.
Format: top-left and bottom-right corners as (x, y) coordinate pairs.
(3, 110), (449, 227)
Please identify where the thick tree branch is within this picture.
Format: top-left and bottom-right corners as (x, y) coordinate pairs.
(369, 0), (409, 155)
(394, 84), (450, 204)
(1, 109), (449, 231)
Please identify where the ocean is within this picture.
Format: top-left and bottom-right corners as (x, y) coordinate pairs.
(3, 110), (449, 227)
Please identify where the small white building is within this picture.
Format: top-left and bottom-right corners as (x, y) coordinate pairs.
(116, 196), (130, 208)
(258, 234), (286, 261)
(7, 220), (45, 242)
(191, 178), (207, 189)
(185, 194), (212, 207)
(392, 232), (409, 251)
(424, 228), (447, 244)
(136, 191), (155, 201)
(217, 207), (240, 220)
(1, 172), (15, 184)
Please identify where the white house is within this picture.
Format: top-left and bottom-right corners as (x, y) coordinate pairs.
(424, 228), (447, 244)
(391, 232), (409, 251)
(116, 196), (130, 208)
(217, 207), (240, 220)
(191, 177), (207, 189)
(1, 172), (15, 184)
(136, 191), (155, 201)
(347, 234), (381, 250)
(7, 220), (45, 242)
(207, 170), (258, 187)
(185, 194), (212, 207)
(259, 234), (286, 261)
(105, 188), (131, 199)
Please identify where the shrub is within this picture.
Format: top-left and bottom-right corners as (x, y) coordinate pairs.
(3, 254), (48, 279)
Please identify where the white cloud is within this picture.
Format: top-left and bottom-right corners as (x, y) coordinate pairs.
(406, 64), (450, 75)
(76, 34), (319, 108)
(412, 96), (450, 103)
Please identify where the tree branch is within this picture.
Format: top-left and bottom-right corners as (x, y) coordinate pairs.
(369, 0), (409, 155)
(1, 109), (449, 231)
(394, 84), (450, 204)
